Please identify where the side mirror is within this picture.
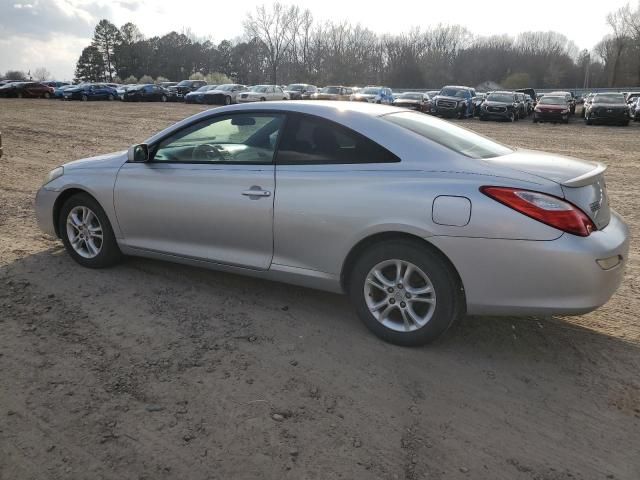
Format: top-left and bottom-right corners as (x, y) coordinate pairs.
(128, 144), (150, 163)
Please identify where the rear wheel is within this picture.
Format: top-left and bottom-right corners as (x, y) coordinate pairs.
(224, 96), (231, 105)
(43, 92), (51, 99)
(59, 193), (121, 269)
(161, 95), (167, 102)
(108, 94), (115, 101)
(348, 240), (462, 346)
(82, 94), (89, 102)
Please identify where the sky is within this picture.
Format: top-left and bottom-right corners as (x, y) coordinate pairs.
(0, 0), (634, 80)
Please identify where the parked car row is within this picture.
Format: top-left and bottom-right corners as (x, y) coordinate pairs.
(3, 78), (639, 127)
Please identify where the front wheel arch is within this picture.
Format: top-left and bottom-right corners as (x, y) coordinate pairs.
(52, 188), (101, 238)
(340, 232), (465, 302)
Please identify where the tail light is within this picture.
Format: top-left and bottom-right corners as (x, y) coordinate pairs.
(480, 186), (596, 237)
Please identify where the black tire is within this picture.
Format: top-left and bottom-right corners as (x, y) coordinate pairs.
(348, 240), (462, 346)
(108, 94), (115, 101)
(58, 193), (122, 269)
(260, 97), (266, 101)
(224, 96), (231, 105)
(17, 92), (23, 99)
(43, 92), (51, 99)
(532, 115), (538, 123)
(81, 94), (88, 102)
(585, 116), (592, 125)
(509, 112), (515, 122)
(161, 95), (167, 102)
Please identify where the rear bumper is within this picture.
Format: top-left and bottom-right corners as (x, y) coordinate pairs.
(428, 211), (630, 316)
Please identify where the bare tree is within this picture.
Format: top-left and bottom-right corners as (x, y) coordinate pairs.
(244, 3), (303, 84)
(33, 67), (50, 81)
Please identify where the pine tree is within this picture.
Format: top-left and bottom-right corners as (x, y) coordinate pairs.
(91, 19), (121, 82)
(74, 46), (104, 82)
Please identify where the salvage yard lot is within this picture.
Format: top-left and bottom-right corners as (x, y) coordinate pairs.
(0, 99), (638, 480)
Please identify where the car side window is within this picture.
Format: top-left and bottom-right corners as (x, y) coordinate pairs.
(153, 113), (285, 164)
(276, 114), (400, 165)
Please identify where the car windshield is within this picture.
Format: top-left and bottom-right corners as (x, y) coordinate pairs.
(361, 88), (381, 95)
(383, 111), (512, 160)
(287, 84), (305, 91)
(539, 96), (565, 105)
(594, 94), (625, 104)
(321, 87), (341, 94)
(439, 88), (468, 98)
(216, 84), (236, 91)
(487, 93), (514, 102)
(250, 86), (269, 93)
(177, 80), (192, 87)
(195, 86), (210, 92)
(398, 93), (423, 100)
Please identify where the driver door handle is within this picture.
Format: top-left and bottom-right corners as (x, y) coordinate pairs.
(242, 188), (271, 197)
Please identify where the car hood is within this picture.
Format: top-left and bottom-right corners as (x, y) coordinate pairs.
(591, 102), (627, 108)
(536, 104), (566, 110)
(435, 95), (464, 102)
(64, 151), (128, 170)
(483, 101), (511, 107)
(393, 98), (421, 104)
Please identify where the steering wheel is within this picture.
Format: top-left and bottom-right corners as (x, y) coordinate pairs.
(192, 143), (224, 161)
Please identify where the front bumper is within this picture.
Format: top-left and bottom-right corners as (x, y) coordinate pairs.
(429, 212), (630, 316)
(589, 112), (629, 124)
(481, 108), (511, 120)
(237, 96), (261, 103)
(35, 186), (59, 237)
(534, 111), (568, 122)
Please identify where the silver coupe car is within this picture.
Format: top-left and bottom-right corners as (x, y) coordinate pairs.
(35, 102), (629, 346)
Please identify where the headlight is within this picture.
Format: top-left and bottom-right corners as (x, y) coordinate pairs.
(43, 166), (64, 185)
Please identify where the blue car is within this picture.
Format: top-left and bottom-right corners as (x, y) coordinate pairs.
(63, 83), (117, 101)
(184, 85), (219, 104)
(54, 84), (80, 99)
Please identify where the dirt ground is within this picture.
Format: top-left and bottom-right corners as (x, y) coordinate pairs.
(0, 99), (638, 480)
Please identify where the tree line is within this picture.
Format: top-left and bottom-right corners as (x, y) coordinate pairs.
(8, 2), (639, 89)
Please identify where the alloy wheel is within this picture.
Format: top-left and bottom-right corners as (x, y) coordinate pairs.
(364, 259), (436, 332)
(66, 206), (103, 259)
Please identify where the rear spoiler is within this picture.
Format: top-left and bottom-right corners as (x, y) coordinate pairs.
(562, 163), (607, 187)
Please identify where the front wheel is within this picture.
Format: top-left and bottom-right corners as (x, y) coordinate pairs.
(43, 92), (51, 99)
(161, 95), (167, 102)
(509, 112), (515, 122)
(348, 240), (462, 346)
(59, 193), (122, 268)
(81, 94), (88, 102)
(224, 96), (231, 105)
(108, 94), (115, 101)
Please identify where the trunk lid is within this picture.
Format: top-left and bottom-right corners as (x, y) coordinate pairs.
(485, 150), (611, 229)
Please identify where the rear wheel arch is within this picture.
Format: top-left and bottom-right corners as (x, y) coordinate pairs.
(340, 232), (465, 299)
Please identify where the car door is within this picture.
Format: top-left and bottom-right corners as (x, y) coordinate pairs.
(114, 111), (285, 270)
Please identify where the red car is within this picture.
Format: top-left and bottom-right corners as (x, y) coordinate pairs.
(532, 95), (570, 124)
(0, 81), (55, 99)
